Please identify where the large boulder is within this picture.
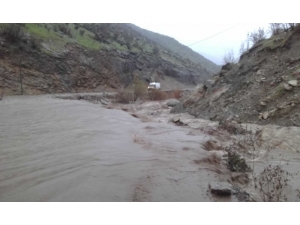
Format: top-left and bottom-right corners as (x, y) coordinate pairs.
(209, 182), (232, 196)
(288, 80), (298, 87)
(166, 99), (180, 107)
(283, 83), (292, 91)
(221, 63), (233, 71)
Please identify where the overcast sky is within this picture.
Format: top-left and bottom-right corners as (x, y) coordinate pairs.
(1, 1), (294, 65)
(134, 23), (270, 65)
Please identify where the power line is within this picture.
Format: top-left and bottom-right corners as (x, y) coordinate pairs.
(187, 23), (240, 47)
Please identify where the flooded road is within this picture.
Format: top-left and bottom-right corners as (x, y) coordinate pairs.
(2, 95), (300, 201)
(0, 95), (215, 201)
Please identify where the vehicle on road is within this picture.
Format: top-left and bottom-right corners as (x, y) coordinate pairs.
(148, 82), (161, 90)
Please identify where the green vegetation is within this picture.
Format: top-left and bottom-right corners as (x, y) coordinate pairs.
(25, 24), (57, 39)
(0, 23), (218, 83)
(259, 28), (296, 52)
(23, 23), (102, 51)
(111, 41), (127, 51)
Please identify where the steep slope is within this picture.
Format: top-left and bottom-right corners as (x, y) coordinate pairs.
(128, 24), (220, 74)
(172, 25), (300, 127)
(0, 23), (218, 95)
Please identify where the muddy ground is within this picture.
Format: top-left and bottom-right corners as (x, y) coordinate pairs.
(1, 94), (300, 201)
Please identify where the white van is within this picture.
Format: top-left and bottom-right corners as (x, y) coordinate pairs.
(148, 82), (161, 90)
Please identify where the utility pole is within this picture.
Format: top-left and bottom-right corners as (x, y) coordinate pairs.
(19, 58), (23, 95)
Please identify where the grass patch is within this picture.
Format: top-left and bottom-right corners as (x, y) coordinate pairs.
(130, 46), (141, 53)
(141, 42), (152, 53)
(111, 41), (127, 51)
(25, 23), (58, 39)
(259, 31), (294, 52)
(24, 23), (102, 51)
(25, 24), (68, 54)
(71, 25), (102, 50)
(261, 38), (279, 50)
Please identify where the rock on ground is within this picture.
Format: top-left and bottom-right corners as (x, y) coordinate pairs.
(166, 99), (180, 107)
(209, 182), (232, 196)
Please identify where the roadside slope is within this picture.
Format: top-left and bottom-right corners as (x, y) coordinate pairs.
(172, 25), (300, 127)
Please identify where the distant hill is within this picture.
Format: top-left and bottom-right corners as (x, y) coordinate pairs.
(0, 23), (220, 95)
(128, 24), (220, 74)
(197, 51), (223, 65)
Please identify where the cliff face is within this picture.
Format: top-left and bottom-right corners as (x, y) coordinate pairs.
(0, 23), (218, 95)
(172, 25), (300, 127)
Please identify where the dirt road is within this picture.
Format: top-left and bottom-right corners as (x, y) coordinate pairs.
(0, 95), (217, 201)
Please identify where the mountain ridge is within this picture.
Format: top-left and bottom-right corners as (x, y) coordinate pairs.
(0, 23), (219, 95)
(128, 23), (221, 74)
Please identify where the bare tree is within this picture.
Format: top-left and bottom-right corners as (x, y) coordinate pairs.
(223, 49), (235, 64)
(246, 33), (251, 50)
(239, 42), (245, 56)
(269, 23), (282, 36)
(269, 23), (299, 36)
(249, 27), (266, 45)
(288, 23), (298, 30)
(132, 76), (146, 102)
(239, 34), (252, 57)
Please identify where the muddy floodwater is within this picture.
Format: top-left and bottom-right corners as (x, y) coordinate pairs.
(0, 95), (218, 201)
(1, 95), (300, 202)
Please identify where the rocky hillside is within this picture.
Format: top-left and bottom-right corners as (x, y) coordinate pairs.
(172, 24), (300, 127)
(128, 24), (220, 74)
(0, 23), (219, 95)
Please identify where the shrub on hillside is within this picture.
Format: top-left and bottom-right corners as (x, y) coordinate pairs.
(254, 165), (292, 202)
(153, 45), (160, 55)
(249, 27), (266, 45)
(132, 77), (147, 102)
(57, 24), (72, 37)
(79, 29), (85, 36)
(223, 49), (235, 64)
(226, 151), (251, 172)
(218, 120), (249, 135)
(30, 36), (41, 50)
(0, 24), (24, 43)
(269, 23), (300, 36)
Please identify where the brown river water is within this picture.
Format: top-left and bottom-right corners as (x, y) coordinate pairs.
(1, 95), (300, 202)
(0, 95), (218, 201)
